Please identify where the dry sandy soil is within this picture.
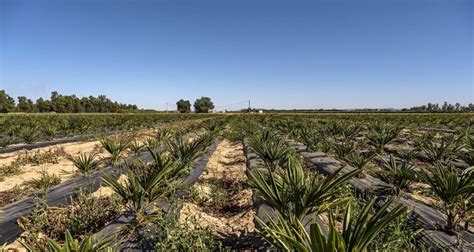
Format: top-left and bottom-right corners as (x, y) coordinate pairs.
(179, 139), (255, 239)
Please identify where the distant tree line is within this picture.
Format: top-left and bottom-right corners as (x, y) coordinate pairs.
(0, 90), (138, 113)
(405, 102), (474, 112)
(176, 97), (215, 113)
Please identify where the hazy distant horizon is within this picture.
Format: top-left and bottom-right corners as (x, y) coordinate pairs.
(1, 0), (472, 110)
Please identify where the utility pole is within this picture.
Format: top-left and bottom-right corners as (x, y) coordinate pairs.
(248, 100), (251, 112)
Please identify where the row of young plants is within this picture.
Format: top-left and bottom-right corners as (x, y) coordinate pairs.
(0, 113), (218, 147)
(0, 118), (208, 209)
(241, 126), (415, 251)
(1, 118), (227, 250)
(266, 116), (473, 235)
(225, 114), (472, 250)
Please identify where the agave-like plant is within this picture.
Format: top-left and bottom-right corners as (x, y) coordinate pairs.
(419, 135), (464, 165)
(21, 230), (117, 252)
(166, 132), (213, 167)
(459, 150), (474, 166)
(377, 155), (418, 195)
(257, 197), (407, 252)
(332, 141), (356, 159)
(19, 125), (40, 144)
(68, 152), (102, 176)
(366, 123), (401, 154)
(395, 148), (420, 162)
(249, 156), (358, 220)
(100, 138), (129, 166)
(43, 125), (58, 141)
(339, 124), (362, 141)
(129, 140), (145, 157)
(102, 160), (177, 225)
(342, 151), (375, 171)
(249, 130), (294, 171)
(422, 165), (473, 232)
(155, 128), (173, 144)
(298, 127), (322, 152)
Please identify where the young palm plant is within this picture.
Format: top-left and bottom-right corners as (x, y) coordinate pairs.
(459, 150), (474, 166)
(418, 134), (464, 165)
(43, 125), (58, 141)
(332, 141), (356, 159)
(298, 126), (322, 152)
(366, 123), (401, 154)
(166, 132), (213, 167)
(249, 130), (294, 171)
(395, 148), (420, 162)
(256, 197), (407, 252)
(249, 156), (358, 220)
(102, 160), (178, 228)
(68, 152), (102, 176)
(422, 165), (473, 232)
(342, 151), (375, 177)
(20, 125), (40, 144)
(100, 138), (129, 167)
(129, 140), (145, 157)
(377, 155), (418, 195)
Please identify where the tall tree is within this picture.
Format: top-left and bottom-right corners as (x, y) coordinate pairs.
(17, 96), (34, 112)
(193, 97), (214, 113)
(0, 90), (15, 113)
(176, 99), (191, 113)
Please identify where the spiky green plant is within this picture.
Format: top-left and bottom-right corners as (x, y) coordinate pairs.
(102, 161), (177, 228)
(395, 148), (419, 162)
(249, 156), (358, 220)
(342, 151), (375, 171)
(298, 127), (322, 152)
(332, 141), (355, 159)
(419, 135), (464, 165)
(68, 152), (102, 176)
(100, 138), (129, 166)
(249, 130), (294, 171)
(422, 165), (473, 232)
(129, 140), (145, 157)
(20, 126), (40, 144)
(155, 128), (172, 144)
(339, 124), (362, 141)
(459, 150), (474, 166)
(166, 132), (213, 167)
(43, 125), (58, 141)
(256, 198), (407, 252)
(377, 155), (417, 195)
(21, 230), (117, 252)
(367, 123), (401, 154)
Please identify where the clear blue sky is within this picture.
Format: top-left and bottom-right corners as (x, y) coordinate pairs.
(1, 0), (472, 110)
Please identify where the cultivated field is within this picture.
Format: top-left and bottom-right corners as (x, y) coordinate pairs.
(0, 113), (472, 251)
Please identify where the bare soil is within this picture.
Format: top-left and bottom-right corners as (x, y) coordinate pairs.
(179, 139), (255, 239)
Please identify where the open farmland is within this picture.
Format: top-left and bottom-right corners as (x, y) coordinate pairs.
(0, 113), (472, 251)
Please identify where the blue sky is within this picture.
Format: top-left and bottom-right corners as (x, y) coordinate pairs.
(0, 0), (472, 110)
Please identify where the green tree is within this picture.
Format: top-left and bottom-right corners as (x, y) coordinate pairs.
(193, 97), (214, 113)
(0, 90), (15, 113)
(176, 99), (191, 113)
(36, 97), (52, 112)
(17, 96), (34, 112)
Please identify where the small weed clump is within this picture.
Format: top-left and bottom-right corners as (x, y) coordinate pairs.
(0, 162), (23, 181)
(25, 170), (61, 193)
(19, 193), (121, 249)
(16, 147), (67, 166)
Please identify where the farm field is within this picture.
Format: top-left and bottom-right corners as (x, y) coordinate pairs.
(0, 113), (472, 251)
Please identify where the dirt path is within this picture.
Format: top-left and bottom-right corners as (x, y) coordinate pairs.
(179, 139), (255, 240)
